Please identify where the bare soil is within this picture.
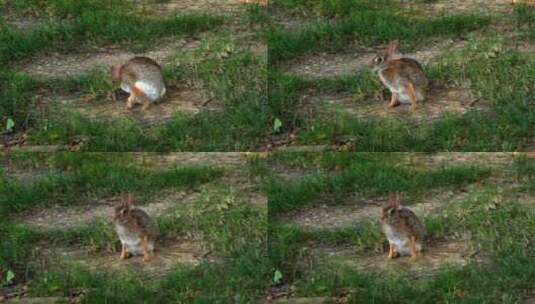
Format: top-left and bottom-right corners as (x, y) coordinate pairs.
(400, 0), (513, 16)
(280, 38), (467, 79)
(18, 190), (200, 230)
(303, 86), (488, 126)
(49, 239), (212, 278)
(65, 86), (220, 127)
(19, 38), (200, 78)
(403, 152), (517, 169)
(132, 152), (251, 170)
(142, 0), (244, 17)
(281, 190), (468, 230)
(0, 157), (52, 184)
(312, 240), (485, 278)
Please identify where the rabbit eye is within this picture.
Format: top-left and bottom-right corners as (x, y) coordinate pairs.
(375, 56), (383, 63)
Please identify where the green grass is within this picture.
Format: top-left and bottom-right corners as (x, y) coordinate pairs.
(267, 152), (490, 215)
(268, 10), (490, 62)
(0, 152), (223, 216)
(271, 0), (397, 19)
(2, 198), (268, 302)
(514, 3), (535, 41)
(290, 195), (535, 303)
(0, 0), (224, 64)
(0, 152), (269, 302)
(23, 50), (268, 151)
(1, 23), (268, 150)
(0, 0), (250, 141)
(269, 154), (535, 303)
(270, 35), (535, 151)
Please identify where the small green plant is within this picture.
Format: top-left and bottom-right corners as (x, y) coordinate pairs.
(1, 270), (15, 287)
(5, 118), (15, 133)
(273, 118), (283, 133)
(273, 269), (283, 285)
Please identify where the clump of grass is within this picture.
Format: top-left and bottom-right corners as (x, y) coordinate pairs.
(271, 0), (396, 18)
(290, 36), (535, 151)
(268, 154), (490, 214)
(270, 159), (535, 303)
(0, 0), (224, 65)
(0, 152), (223, 216)
(29, 50), (268, 151)
(0, 224), (39, 285)
(0, 0), (223, 134)
(514, 3), (535, 27)
(0, 13), (223, 65)
(268, 70), (380, 134)
(14, 191), (268, 302)
(269, 12), (490, 62)
(0, 69), (41, 133)
(512, 155), (535, 192)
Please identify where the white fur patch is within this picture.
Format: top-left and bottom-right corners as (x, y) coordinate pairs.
(134, 81), (165, 102)
(115, 224), (154, 255)
(377, 69), (424, 104)
(382, 223), (421, 256)
(120, 83), (132, 94)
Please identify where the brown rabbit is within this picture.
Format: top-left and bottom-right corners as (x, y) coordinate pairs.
(111, 57), (166, 110)
(380, 193), (426, 260)
(369, 40), (428, 110)
(114, 194), (159, 262)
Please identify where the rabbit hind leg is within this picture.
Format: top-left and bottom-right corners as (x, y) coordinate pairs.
(132, 85), (151, 110)
(409, 235), (419, 261)
(141, 236), (152, 262)
(388, 243), (399, 259)
(388, 92), (401, 108)
(405, 82), (418, 110)
(126, 94), (137, 109)
(120, 243), (130, 260)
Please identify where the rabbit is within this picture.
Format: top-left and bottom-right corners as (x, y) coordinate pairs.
(380, 193), (426, 260)
(111, 57), (166, 110)
(114, 194), (159, 262)
(368, 40), (428, 110)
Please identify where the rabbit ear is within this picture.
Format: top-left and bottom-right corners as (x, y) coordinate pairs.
(389, 193), (400, 208)
(394, 193), (401, 207)
(111, 64), (121, 81)
(120, 193), (128, 208)
(126, 193), (134, 207)
(387, 40), (399, 57)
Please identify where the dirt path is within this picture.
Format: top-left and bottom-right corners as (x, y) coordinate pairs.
(303, 86), (488, 126)
(280, 152), (524, 230)
(19, 38), (199, 78)
(403, 152), (518, 169)
(399, 0), (513, 16)
(311, 239), (485, 278)
(133, 152), (267, 208)
(14, 152), (266, 229)
(144, 0), (244, 16)
(280, 38), (467, 79)
(46, 238), (212, 278)
(281, 190), (469, 230)
(132, 152), (252, 169)
(60, 86), (220, 127)
(17, 190), (200, 230)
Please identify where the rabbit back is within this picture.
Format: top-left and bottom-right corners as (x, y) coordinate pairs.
(378, 58), (428, 103)
(382, 207), (426, 255)
(120, 57), (166, 102)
